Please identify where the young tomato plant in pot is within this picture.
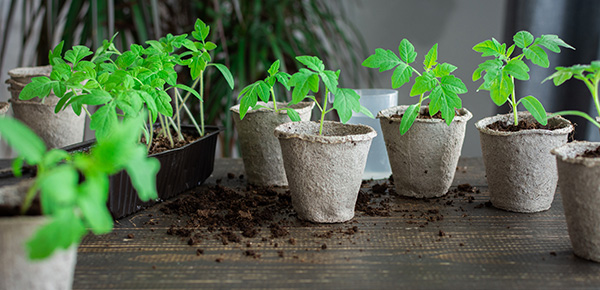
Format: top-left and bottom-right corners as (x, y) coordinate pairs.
(273, 55), (376, 223)
(231, 60), (314, 186)
(472, 30), (574, 213)
(362, 39), (472, 198)
(546, 61), (600, 262)
(0, 116), (158, 289)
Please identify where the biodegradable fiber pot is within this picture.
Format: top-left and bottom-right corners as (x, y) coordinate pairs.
(7, 78), (85, 149)
(274, 121), (376, 223)
(377, 105), (472, 198)
(230, 102), (314, 186)
(552, 141), (600, 262)
(475, 112), (573, 213)
(0, 180), (77, 290)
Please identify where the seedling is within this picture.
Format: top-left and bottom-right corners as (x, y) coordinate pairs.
(472, 30), (574, 126)
(362, 39), (468, 134)
(288, 55), (373, 135)
(236, 59), (299, 120)
(0, 116), (159, 260)
(19, 19), (233, 148)
(544, 61), (600, 128)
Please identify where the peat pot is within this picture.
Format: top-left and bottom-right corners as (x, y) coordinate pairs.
(230, 102), (314, 186)
(377, 105), (472, 198)
(63, 125), (221, 218)
(0, 180), (77, 290)
(274, 121), (376, 223)
(475, 112), (573, 213)
(7, 65), (52, 84)
(552, 141), (600, 262)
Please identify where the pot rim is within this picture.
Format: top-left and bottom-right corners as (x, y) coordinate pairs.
(551, 141), (600, 167)
(475, 112), (573, 137)
(377, 105), (473, 124)
(230, 101), (314, 116)
(7, 65), (52, 78)
(274, 120), (377, 144)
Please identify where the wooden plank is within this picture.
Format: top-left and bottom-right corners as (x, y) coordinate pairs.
(72, 157), (600, 289)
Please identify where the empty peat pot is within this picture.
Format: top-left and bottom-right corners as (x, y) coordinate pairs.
(476, 112), (573, 213)
(274, 121), (376, 223)
(231, 102), (314, 186)
(377, 105), (472, 198)
(552, 141), (600, 262)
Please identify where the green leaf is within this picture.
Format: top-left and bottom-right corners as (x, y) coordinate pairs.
(289, 69), (317, 104)
(399, 104), (420, 135)
(524, 45), (550, 68)
(472, 59), (503, 81)
(90, 103), (118, 141)
(333, 88), (361, 123)
(391, 63), (413, 88)
(12, 157), (23, 177)
(190, 56), (206, 79)
(536, 34), (575, 53)
(543, 69), (573, 86)
(513, 31), (534, 49)
(38, 165), (78, 214)
(115, 51), (137, 69)
(64, 46), (93, 65)
(268, 60), (280, 76)
(472, 39), (503, 57)
(26, 210), (86, 260)
(362, 48), (401, 72)
(520, 96), (548, 125)
(488, 71), (513, 106)
(433, 63), (457, 78)
(40, 149), (69, 169)
(275, 72), (292, 90)
(237, 81), (270, 118)
(504, 59), (530, 81)
(0, 117), (46, 164)
(429, 84), (462, 125)
(296, 55), (325, 72)
(54, 62), (72, 80)
(125, 146), (159, 201)
(398, 39), (417, 63)
(286, 108), (301, 122)
(48, 41), (64, 66)
(440, 75), (468, 94)
(83, 89), (113, 105)
(204, 41), (217, 51)
(173, 84), (201, 100)
(320, 70), (339, 95)
(506, 44), (516, 58)
(423, 44), (438, 70)
(211, 63), (235, 90)
(410, 71), (437, 96)
(139, 91), (158, 123)
(19, 77), (54, 101)
(156, 91), (174, 117)
(359, 105), (375, 119)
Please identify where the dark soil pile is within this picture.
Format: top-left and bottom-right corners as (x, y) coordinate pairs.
(487, 119), (559, 132)
(142, 128), (199, 155)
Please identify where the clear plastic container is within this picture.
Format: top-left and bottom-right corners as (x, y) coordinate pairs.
(347, 89), (398, 180)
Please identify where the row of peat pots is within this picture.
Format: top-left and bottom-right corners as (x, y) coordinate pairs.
(233, 89), (600, 264)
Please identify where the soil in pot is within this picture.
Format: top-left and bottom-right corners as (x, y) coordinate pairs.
(231, 102), (314, 187)
(476, 112), (573, 213)
(552, 141), (600, 262)
(378, 105), (472, 199)
(274, 121), (376, 223)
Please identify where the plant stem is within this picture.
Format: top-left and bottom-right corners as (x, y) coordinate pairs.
(199, 71), (205, 136)
(318, 88), (329, 135)
(174, 89), (183, 140)
(271, 87), (278, 111)
(166, 117), (183, 141)
(147, 113), (153, 151)
(20, 183), (38, 215)
(510, 76), (518, 125)
(159, 115), (174, 147)
(549, 110), (600, 128)
(176, 92), (202, 136)
(82, 105), (93, 119)
(176, 77), (200, 114)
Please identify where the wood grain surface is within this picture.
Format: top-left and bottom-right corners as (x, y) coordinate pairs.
(73, 158), (600, 289)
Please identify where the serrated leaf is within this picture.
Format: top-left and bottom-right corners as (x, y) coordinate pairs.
(0, 117), (46, 164)
(473, 39), (503, 57)
(286, 108), (301, 122)
(268, 60), (280, 76)
(391, 63), (413, 88)
(296, 56), (325, 72)
(440, 75), (468, 94)
(399, 104), (419, 135)
(514, 31), (534, 49)
(275, 72), (292, 90)
(543, 70), (573, 86)
(433, 63), (457, 78)
(156, 91), (173, 117)
(429, 85), (461, 125)
(333, 88), (361, 123)
(398, 39), (417, 63)
(204, 41), (217, 50)
(520, 95), (548, 125)
(289, 69), (315, 104)
(536, 34), (575, 53)
(489, 71), (513, 106)
(48, 41), (64, 66)
(64, 46), (93, 65)
(410, 72), (437, 96)
(524, 45), (550, 68)
(320, 70), (339, 95)
(83, 89), (113, 105)
(423, 44), (438, 70)
(116, 51), (137, 69)
(139, 91), (158, 122)
(504, 59), (530, 80)
(90, 103), (118, 140)
(19, 77), (54, 101)
(362, 48), (401, 72)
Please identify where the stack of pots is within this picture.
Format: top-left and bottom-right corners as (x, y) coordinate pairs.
(6, 66), (85, 148)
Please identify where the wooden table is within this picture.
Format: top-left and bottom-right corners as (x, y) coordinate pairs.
(73, 158), (600, 289)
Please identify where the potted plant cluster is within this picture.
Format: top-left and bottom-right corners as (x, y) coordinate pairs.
(274, 56), (376, 223)
(544, 61), (600, 262)
(0, 115), (158, 289)
(6, 65), (86, 148)
(231, 60), (314, 186)
(362, 39), (472, 198)
(472, 31), (574, 213)
(19, 19), (234, 218)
